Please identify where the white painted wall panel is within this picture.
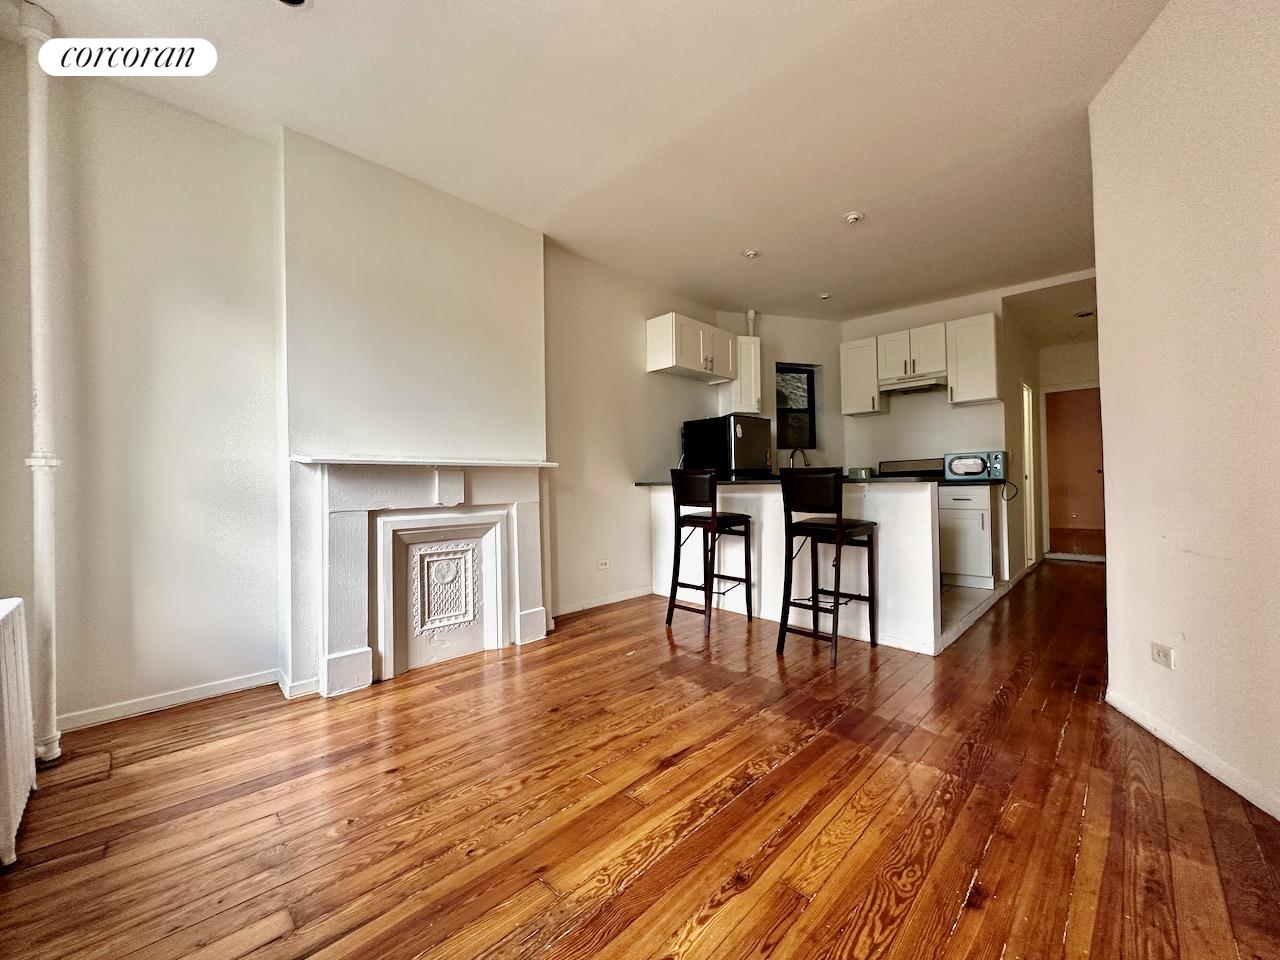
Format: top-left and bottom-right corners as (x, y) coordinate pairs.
(1090, 0), (1280, 816)
(282, 130), (546, 463)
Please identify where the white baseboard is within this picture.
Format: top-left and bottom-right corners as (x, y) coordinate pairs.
(58, 668), (280, 732)
(1105, 688), (1280, 821)
(278, 673), (318, 699)
(876, 631), (939, 656)
(553, 586), (653, 619)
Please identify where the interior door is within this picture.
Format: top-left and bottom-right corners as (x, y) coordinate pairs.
(910, 322), (947, 375)
(1045, 387), (1106, 555)
(877, 330), (911, 381)
(674, 315), (704, 371)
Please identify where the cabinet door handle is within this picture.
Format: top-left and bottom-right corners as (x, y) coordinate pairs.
(953, 497), (973, 501)
(949, 386), (955, 402)
(912, 358), (916, 373)
(903, 359), (908, 375)
(981, 514), (985, 530)
(871, 395), (876, 411)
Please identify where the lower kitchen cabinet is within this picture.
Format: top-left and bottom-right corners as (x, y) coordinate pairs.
(938, 485), (997, 588)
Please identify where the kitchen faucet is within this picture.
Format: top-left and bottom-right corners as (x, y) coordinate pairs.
(788, 448), (810, 468)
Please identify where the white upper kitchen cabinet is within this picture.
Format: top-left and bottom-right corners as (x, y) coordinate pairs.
(704, 325), (735, 380)
(673, 313), (704, 371)
(945, 313), (999, 404)
(646, 312), (736, 384)
(876, 329), (911, 381)
(721, 335), (761, 414)
(910, 322), (947, 376)
(840, 336), (882, 415)
(877, 322), (946, 383)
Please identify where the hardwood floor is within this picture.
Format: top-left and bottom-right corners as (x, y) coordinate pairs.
(3, 562), (1278, 960)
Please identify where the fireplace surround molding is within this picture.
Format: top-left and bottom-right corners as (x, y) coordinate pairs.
(283, 460), (554, 697)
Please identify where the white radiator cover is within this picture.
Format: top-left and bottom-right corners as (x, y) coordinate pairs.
(1, 598), (36, 865)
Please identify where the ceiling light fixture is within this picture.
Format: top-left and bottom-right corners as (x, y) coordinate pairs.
(844, 211), (865, 225)
(741, 249), (760, 259)
(277, 0), (309, 6)
(819, 294), (831, 300)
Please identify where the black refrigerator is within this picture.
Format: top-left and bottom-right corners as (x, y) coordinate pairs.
(680, 415), (773, 479)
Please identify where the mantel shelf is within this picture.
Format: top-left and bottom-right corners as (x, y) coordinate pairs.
(289, 455), (558, 468)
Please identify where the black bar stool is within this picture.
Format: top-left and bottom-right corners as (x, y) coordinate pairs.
(665, 469), (753, 637)
(777, 468), (877, 665)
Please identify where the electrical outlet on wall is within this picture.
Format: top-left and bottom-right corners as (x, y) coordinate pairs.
(596, 559), (610, 571)
(1150, 642), (1174, 670)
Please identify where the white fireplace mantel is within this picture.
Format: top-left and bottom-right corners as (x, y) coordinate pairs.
(282, 459), (555, 699)
(290, 455), (558, 468)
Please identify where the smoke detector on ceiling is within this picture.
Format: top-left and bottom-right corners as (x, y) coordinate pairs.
(844, 211), (866, 225)
(741, 249), (760, 259)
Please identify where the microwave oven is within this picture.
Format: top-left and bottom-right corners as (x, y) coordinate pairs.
(944, 450), (1006, 481)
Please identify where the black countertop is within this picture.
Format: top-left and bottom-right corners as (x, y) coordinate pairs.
(635, 475), (1009, 487)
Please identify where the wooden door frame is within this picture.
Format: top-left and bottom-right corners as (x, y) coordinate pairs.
(1038, 379), (1102, 554)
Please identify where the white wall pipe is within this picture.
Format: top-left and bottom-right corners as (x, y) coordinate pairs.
(19, 0), (60, 762)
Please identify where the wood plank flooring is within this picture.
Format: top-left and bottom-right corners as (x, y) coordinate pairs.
(3, 561), (1278, 959)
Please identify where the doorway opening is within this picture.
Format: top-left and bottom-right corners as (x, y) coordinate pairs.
(1043, 386), (1106, 560)
(1021, 382), (1037, 566)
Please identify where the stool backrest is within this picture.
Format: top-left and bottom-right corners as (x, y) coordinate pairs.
(780, 467), (843, 519)
(671, 468), (717, 511)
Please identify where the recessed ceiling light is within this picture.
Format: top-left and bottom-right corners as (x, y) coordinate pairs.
(1073, 310), (1095, 318)
(741, 249), (760, 259)
(844, 211), (865, 225)
(819, 293), (831, 300)
(278, 0), (309, 6)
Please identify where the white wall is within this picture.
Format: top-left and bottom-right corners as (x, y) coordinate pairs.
(10, 72), (279, 727)
(543, 246), (720, 615)
(0, 42), (31, 615)
(281, 130), (547, 462)
(1090, 0), (1280, 816)
(1040, 340), (1099, 388)
(714, 311), (845, 470)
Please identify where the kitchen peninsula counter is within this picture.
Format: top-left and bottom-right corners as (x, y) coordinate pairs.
(641, 476), (1012, 656)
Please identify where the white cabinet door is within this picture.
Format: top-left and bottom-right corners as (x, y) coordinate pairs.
(946, 313), (999, 404)
(939, 508), (994, 577)
(674, 314), (705, 372)
(877, 329), (911, 381)
(841, 337), (881, 415)
(722, 335), (760, 413)
(705, 326), (736, 381)
(910, 322), (947, 376)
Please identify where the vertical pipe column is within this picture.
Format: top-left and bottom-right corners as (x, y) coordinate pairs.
(19, 1), (60, 762)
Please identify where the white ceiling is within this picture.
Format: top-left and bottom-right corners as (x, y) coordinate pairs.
(1005, 277), (1098, 346)
(40, 0), (1166, 319)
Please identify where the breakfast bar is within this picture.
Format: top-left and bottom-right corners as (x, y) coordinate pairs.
(637, 475), (1011, 655)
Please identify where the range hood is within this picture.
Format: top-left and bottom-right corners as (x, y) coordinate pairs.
(879, 372), (948, 393)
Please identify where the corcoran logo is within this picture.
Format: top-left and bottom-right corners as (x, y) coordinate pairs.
(38, 38), (217, 77)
